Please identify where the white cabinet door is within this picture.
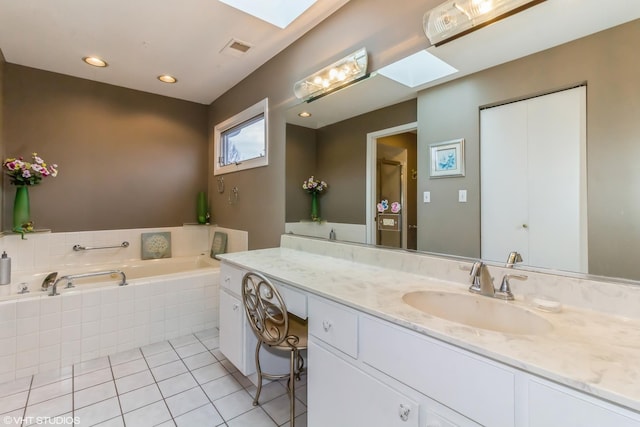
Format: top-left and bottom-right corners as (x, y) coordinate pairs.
(528, 378), (640, 427)
(308, 340), (419, 427)
(481, 86), (587, 272)
(219, 288), (249, 374)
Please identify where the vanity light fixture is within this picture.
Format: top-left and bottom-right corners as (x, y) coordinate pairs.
(293, 47), (368, 102)
(423, 0), (545, 46)
(82, 56), (108, 67)
(157, 74), (178, 84)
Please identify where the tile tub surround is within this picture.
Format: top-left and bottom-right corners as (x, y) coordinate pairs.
(0, 225), (248, 383)
(0, 225), (247, 295)
(0, 329), (307, 427)
(219, 236), (640, 414)
(0, 267), (220, 384)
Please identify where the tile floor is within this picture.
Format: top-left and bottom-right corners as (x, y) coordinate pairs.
(0, 329), (307, 426)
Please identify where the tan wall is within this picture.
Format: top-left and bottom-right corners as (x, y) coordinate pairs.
(3, 64), (209, 232)
(285, 124), (317, 222)
(315, 100), (417, 224)
(418, 20), (640, 279)
(208, 0), (430, 249)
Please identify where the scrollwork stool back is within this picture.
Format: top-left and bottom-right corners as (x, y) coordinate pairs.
(242, 272), (307, 427)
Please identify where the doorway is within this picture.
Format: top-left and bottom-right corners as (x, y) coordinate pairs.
(366, 122), (418, 249)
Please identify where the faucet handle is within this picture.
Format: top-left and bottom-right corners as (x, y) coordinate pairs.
(497, 274), (527, 300)
(506, 251), (523, 268)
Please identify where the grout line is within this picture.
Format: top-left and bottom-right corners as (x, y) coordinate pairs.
(169, 334), (226, 423)
(70, 365), (74, 424)
(19, 376), (34, 427)
(145, 337), (183, 425)
(108, 354), (128, 427)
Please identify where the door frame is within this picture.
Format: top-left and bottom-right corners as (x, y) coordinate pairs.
(366, 122), (418, 245)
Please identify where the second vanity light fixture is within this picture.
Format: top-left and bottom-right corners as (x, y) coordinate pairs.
(423, 0), (545, 46)
(293, 47), (368, 102)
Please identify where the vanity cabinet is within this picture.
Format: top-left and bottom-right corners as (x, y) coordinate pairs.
(360, 316), (514, 427)
(307, 295), (476, 427)
(526, 377), (640, 427)
(219, 258), (640, 426)
(308, 340), (420, 427)
(219, 263), (256, 375)
(218, 262), (308, 378)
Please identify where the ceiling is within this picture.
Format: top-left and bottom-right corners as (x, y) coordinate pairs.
(0, 0), (350, 105)
(285, 0), (640, 129)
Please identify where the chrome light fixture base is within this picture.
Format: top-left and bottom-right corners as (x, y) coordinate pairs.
(293, 47), (368, 102)
(424, 0), (546, 46)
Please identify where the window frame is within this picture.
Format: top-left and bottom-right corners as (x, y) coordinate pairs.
(213, 98), (269, 176)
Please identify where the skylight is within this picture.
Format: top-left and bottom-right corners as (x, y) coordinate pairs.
(377, 50), (458, 88)
(219, 0), (317, 29)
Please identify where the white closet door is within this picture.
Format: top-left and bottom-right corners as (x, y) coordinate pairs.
(480, 101), (530, 264)
(526, 87), (587, 272)
(481, 86), (587, 272)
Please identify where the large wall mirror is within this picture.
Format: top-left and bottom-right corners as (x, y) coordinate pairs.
(285, 17), (640, 282)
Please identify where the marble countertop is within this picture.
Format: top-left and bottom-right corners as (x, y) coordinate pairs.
(219, 247), (640, 413)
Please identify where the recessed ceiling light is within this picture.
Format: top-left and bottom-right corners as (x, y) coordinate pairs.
(82, 56), (108, 67)
(298, 111), (312, 118)
(157, 75), (178, 84)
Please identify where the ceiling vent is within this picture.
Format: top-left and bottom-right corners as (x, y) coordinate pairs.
(221, 38), (252, 57)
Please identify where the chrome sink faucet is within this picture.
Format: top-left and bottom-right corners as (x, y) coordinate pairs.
(468, 261), (495, 297)
(468, 261), (527, 301)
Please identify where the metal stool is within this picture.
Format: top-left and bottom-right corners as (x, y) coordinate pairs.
(241, 272), (307, 426)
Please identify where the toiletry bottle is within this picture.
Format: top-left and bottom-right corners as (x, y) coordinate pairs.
(0, 251), (11, 285)
(329, 229), (336, 240)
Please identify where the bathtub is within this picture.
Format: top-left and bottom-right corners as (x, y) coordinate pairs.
(0, 255), (221, 383)
(8, 255), (220, 298)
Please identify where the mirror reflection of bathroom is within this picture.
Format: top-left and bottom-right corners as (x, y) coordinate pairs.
(374, 131), (417, 250)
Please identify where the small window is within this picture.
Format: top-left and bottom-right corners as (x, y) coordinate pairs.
(214, 98), (268, 175)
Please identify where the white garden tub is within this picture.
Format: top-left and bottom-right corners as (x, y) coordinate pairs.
(0, 255), (221, 382)
(8, 255), (220, 297)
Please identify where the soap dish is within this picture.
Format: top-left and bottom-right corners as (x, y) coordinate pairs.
(527, 295), (562, 313)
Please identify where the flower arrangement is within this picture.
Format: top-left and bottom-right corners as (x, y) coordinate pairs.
(3, 152), (59, 186)
(302, 176), (328, 194)
(377, 199), (401, 213)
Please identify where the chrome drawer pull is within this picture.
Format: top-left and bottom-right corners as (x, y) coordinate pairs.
(322, 320), (332, 332)
(399, 404), (411, 421)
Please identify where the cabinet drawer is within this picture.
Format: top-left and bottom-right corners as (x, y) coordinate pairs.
(528, 377), (640, 427)
(308, 296), (358, 358)
(220, 262), (246, 295)
(360, 316), (514, 427)
(272, 279), (307, 319)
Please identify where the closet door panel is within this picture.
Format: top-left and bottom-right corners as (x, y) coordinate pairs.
(480, 101), (529, 263)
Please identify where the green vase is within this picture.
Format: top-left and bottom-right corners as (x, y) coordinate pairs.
(310, 192), (319, 222)
(197, 191), (208, 224)
(13, 186), (31, 230)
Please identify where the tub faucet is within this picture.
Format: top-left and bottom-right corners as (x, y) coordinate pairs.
(41, 272), (58, 294)
(468, 261), (495, 297)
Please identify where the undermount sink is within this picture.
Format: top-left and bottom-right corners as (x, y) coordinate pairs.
(402, 290), (553, 335)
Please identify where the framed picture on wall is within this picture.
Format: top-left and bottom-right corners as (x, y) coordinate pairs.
(429, 138), (465, 178)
